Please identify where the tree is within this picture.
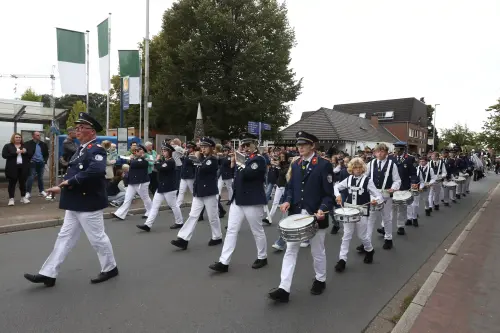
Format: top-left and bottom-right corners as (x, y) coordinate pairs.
(439, 124), (477, 151)
(425, 103), (440, 151)
(480, 98), (500, 150)
(148, 0), (302, 140)
(20, 88), (42, 102)
(66, 101), (86, 129)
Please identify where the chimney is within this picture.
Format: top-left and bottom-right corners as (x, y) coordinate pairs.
(371, 115), (379, 128)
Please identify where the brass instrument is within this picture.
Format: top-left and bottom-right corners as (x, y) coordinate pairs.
(235, 150), (247, 169)
(188, 154), (202, 166)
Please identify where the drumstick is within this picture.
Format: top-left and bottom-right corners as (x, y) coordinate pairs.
(293, 211), (330, 221)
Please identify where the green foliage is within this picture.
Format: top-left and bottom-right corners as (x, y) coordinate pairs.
(480, 98), (500, 150)
(439, 123), (478, 150)
(20, 88), (42, 102)
(66, 100), (86, 129)
(426, 104), (440, 149)
(149, 0), (302, 140)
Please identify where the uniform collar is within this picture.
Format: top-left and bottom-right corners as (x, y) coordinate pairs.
(80, 138), (96, 149)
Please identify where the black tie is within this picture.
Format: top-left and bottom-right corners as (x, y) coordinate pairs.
(377, 160), (381, 172)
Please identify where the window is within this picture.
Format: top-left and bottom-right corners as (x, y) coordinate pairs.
(359, 113), (366, 118)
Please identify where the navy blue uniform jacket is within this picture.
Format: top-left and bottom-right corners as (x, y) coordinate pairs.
(218, 155), (234, 180)
(284, 154), (334, 229)
(232, 152), (267, 206)
(128, 156), (150, 185)
(193, 155), (219, 197)
(60, 140), (107, 212)
(393, 154), (419, 190)
(156, 158), (177, 193)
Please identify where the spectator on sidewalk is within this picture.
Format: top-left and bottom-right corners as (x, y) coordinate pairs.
(108, 169), (126, 207)
(61, 128), (78, 175)
(145, 141), (158, 194)
(24, 131), (49, 199)
(101, 140), (115, 181)
(2, 133), (31, 206)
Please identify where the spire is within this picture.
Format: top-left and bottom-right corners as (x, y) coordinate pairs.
(193, 102), (205, 140)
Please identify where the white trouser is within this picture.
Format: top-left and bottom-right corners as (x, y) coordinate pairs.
(368, 197), (394, 240)
(177, 195), (222, 241)
(407, 196), (419, 220)
(39, 210), (116, 278)
(279, 229), (326, 293)
(442, 184), (455, 202)
(339, 216), (372, 262)
(113, 182), (152, 219)
(176, 178), (194, 207)
(465, 176), (471, 192)
(430, 183), (441, 206)
(219, 203), (267, 265)
(456, 182), (463, 196)
(217, 177), (233, 202)
(424, 191), (431, 210)
(145, 190), (183, 227)
(268, 186), (285, 222)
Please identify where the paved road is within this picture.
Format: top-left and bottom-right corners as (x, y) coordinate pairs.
(0, 176), (498, 333)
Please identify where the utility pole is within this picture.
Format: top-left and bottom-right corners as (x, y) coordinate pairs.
(143, 0), (150, 142)
(432, 104), (440, 151)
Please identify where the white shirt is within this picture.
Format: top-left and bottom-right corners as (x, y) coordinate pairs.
(417, 164), (437, 189)
(365, 158), (402, 190)
(334, 176), (384, 204)
(172, 145), (184, 167)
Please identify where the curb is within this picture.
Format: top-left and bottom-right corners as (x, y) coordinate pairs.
(0, 201), (203, 235)
(391, 182), (500, 333)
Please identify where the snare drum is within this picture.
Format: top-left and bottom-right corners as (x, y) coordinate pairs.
(459, 172), (469, 179)
(333, 207), (362, 223)
(371, 202), (384, 211)
(410, 188), (420, 197)
(455, 176), (466, 184)
(278, 214), (317, 242)
(443, 181), (457, 191)
(392, 190), (414, 206)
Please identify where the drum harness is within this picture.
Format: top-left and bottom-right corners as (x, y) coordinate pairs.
(370, 159), (393, 201)
(344, 175), (369, 215)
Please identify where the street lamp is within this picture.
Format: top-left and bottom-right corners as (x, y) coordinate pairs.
(432, 104), (440, 151)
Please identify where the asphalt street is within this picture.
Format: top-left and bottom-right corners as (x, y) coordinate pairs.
(0, 175), (498, 333)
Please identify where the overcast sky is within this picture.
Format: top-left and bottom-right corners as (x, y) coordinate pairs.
(1, 0), (499, 132)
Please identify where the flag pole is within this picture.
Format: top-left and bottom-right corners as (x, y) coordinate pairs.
(106, 13), (111, 135)
(85, 30), (90, 113)
(143, 0), (150, 141)
(139, 49), (143, 141)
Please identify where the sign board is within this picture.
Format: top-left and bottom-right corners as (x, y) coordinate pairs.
(117, 127), (128, 155)
(247, 121), (260, 135)
(122, 76), (129, 110)
(262, 123), (271, 131)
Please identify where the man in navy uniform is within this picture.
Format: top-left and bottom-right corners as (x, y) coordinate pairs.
(455, 148), (467, 198)
(176, 142), (197, 209)
(24, 113), (118, 287)
(209, 133), (268, 272)
(217, 145), (234, 206)
(385, 143), (419, 232)
(268, 131), (334, 302)
(171, 137), (223, 250)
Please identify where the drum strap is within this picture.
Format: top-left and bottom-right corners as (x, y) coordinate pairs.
(347, 175), (366, 206)
(370, 159), (392, 190)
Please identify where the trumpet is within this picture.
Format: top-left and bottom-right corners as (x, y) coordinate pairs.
(188, 154), (202, 166)
(235, 150), (247, 169)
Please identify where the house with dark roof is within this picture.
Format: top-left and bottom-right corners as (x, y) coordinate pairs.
(279, 107), (398, 155)
(333, 97), (428, 154)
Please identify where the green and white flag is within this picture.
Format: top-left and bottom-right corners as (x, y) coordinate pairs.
(97, 17), (110, 91)
(118, 50), (140, 104)
(56, 28), (86, 95)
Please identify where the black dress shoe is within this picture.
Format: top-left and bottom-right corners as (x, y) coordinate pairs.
(171, 238), (188, 250)
(377, 227), (385, 235)
(456, 194), (461, 199)
(310, 279), (326, 295)
(170, 224), (183, 229)
(252, 258), (268, 269)
(413, 219), (419, 227)
(208, 238), (223, 246)
(452, 200), (457, 203)
(434, 205), (440, 211)
(142, 215), (148, 219)
(397, 227), (405, 235)
(335, 259), (346, 272)
(330, 225), (340, 234)
(262, 218), (271, 225)
(405, 219), (413, 226)
(466, 190), (470, 194)
(441, 199), (445, 203)
(209, 261), (229, 273)
(219, 211), (226, 219)
(24, 273), (56, 287)
(268, 288), (289, 302)
(136, 224), (151, 232)
(198, 216), (204, 221)
(364, 249), (375, 264)
(356, 244), (366, 253)
(444, 202), (450, 206)
(383, 239), (393, 250)
(425, 208), (431, 216)
(90, 267), (119, 284)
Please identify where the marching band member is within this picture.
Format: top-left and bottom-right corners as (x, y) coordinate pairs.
(176, 142), (196, 209)
(455, 149), (467, 199)
(367, 143), (401, 250)
(391, 143), (419, 232)
(443, 150), (458, 205)
(263, 151), (289, 224)
(217, 145), (234, 206)
(112, 144), (152, 220)
(417, 156), (437, 217)
(268, 131), (334, 302)
(171, 137), (223, 250)
(430, 152), (447, 211)
(333, 157), (383, 272)
(209, 133), (268, 272)
(24, 113), (118, 287)
(465, 152), (474, 194)
(137, 142), (183, 232)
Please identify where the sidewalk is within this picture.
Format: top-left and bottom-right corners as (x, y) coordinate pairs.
(396, 183), (500, 333)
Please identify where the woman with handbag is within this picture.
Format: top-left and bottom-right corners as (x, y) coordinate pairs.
(2, 133), (31, 206)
